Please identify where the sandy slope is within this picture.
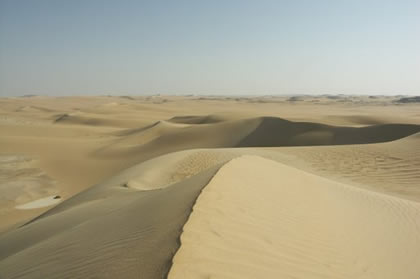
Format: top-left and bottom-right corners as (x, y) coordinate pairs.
(169, 156), (420, 279)
(1, 96), (420, 278)
(0, 166), (219, 279)
(266, 131), (420, 201)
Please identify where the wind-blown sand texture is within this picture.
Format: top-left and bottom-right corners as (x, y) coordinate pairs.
(169, 156), (420, 279)
(1, 95), (420, 278)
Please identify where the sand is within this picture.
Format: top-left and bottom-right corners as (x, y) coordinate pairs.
(0, 95), (420, 278)
(169, 156), (420, 279)
(15, 196), (61, 209)
(0, 167), (219, 279)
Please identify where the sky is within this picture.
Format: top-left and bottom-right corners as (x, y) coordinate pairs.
(0, 0), (419, 96)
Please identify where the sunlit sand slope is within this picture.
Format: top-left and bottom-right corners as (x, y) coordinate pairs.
(269, 131), (420, 200)
(169, 156), (420, 279)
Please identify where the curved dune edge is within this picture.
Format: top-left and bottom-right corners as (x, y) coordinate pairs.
(0, 167), (220, 279)
(168, 155), (420, 279)
(96, 116), (420, 160)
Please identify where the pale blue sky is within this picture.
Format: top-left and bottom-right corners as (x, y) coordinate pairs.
(0, 0), (419, 96)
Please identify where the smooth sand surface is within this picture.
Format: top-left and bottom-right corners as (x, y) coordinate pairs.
(15, 196), (61, 209)
(1, 95), (420, 278)
(169, 156), (420, 279)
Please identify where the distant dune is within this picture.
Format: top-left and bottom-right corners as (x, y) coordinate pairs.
(236, 116), (420, 146)
(96, 116), (420, 162)
(395, 96), (420, 103)
(1, 96), (420, 278)
(168, 114), (226, 124)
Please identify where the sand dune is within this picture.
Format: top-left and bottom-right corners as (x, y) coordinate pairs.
(0, 167), (218, 279)
(169, 156), (420, 279)
(168, 114), (227, 124)
(237, 116), (420, 146)
(95, 116), (420, 162)
(266, 131), (420, 201)
(1, 96), (420, 278)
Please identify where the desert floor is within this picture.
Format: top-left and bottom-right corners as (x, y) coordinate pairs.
(0, 95), (420, 278)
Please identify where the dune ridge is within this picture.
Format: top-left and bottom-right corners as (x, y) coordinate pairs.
(95, 116), (420, 162)
(267, 131), (420, 201)
(0, 166), (220, 279)
(237, 117), (420, 146)
(169, 155), (420, 279)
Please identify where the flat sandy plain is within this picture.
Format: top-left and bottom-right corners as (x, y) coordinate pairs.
(0, 95), (420, 278)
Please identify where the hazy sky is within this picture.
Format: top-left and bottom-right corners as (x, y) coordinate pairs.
(0, 0), (419, 96)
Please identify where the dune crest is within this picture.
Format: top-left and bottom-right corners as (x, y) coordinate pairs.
(0, 166), (219, 279)
(169, 155), (420, 279)
(95, 115), (420, 163)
